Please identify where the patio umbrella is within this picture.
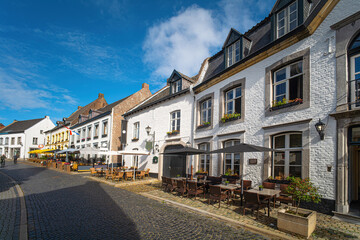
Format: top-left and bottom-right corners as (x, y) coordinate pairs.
(57, 148), (80, 162)
(161, 146), (208, 179)
(209, 143), (279, 154)
(210, 142), (281, 205)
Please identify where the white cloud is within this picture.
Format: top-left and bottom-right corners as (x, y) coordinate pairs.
(143, 1), (275, 81)
(143, 6), (223, 80)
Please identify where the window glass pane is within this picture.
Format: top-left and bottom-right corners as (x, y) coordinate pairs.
(289, 151), (302, 165)
(289, 166), (301, 178)
(274, 152), (285, 165)
(207, 109), (211, 122)
(274, 135), (285, 148)
(278, 9), (285, 20)
(226, 102), (233, 114)
(234, 153), (240, 164)
(224, 141), (232, 147)
(290, 11), (297, 22)
(274, 166), (285, 179)
(290, 134), (302, 148)
(172, 112), (176, 119)
(235, 87), (241, 98)
(235, 98), (241, 114)
(235, 41), (240, 62)
(289, 75), (303, 100)
(351, 127), (360, 142)
(275, 68), (286, 82)
(202, 111), (206, 122)
(289, 2), (297, 12)
(208, 99), (212, 107)
(226, 90), (233, 100)
(234, 140), (240, 145)
(290, 20), (297, 31)
(350, 35), (360, 50)
(355, 57), (360, 73)
(202, 101), (207, 109)
(278, 28), (285, 37)
(290, 62), (302, 76)
(276, 82), (286, 96)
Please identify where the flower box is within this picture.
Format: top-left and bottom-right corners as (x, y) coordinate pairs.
(81, 138), (85, 142)
(277, 208), (316, 238)
(93, 136), (98, 139)
(221, 113), (241, 123)
(271, 98), (303, 111)
(197, 122), (211, 129)
(102, 134), (107, 138)
(167, 130), (179, 136)
(132, 138), (139, 142)
(86, 137), (91, 141)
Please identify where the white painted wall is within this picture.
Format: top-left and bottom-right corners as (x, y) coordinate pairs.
(124, 87), (194, 175)
(193, 0), (360, 201)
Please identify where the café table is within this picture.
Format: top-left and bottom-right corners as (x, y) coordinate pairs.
(215, 184), (241, 202)
(245, 188), (281, 216)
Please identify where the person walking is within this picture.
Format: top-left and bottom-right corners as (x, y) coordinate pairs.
(13, 154), (18, 164)
(1, 154), (5, 168)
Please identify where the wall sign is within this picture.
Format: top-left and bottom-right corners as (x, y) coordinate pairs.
(248, 158), (257, 165)
(152, 156), (158, 164)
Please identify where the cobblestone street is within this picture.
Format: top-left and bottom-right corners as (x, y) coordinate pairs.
(0, 162), (267, 240)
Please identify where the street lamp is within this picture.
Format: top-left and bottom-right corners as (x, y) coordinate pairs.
(315, 119), (326, 140)
(145, 126), (156, 154)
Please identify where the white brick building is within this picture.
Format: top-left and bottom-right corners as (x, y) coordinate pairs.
(0, 116), (55, 159)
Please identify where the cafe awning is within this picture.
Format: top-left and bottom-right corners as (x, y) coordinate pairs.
(209, 143), (281, 154)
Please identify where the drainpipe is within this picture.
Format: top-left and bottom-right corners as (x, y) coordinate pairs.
(190, 85), (196, 173)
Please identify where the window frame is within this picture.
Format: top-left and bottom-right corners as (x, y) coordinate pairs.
(225, 86), (242, 115)
(170, 110), (181, 132)
(102, 120), (108, 137)
(198, 143), (210, 173)
(223, 139), (241, 175)
(32, 137), (38, 145)
(200, 98), (212, 124)
(350, 53), (360, 108)
(133, 122), (140, 139)
(94, 123), (99, 137)
(276, 1), (298, 38)
(172, 80), (182, 94)
(272, 60), (303, 104)
(272, 132), (302, 179)
(227, 40), (241, 67)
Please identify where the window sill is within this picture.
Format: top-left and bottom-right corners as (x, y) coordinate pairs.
(132, 138), (139, 142)
(221, 116), (241, 123)
(270, 101), (302, 111)
(196, 124), (212, 131)
(167, 131), (180, 137)
(102, 134), (108, 138)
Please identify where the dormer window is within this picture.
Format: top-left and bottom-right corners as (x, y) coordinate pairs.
(227, 40), (240, 67)
(89, 110), (92, 118)
(277, 1), (298, 38)
(172, 80), (181, 93)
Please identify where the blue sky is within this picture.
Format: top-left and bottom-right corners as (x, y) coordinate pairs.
(0, 0), (275, 126)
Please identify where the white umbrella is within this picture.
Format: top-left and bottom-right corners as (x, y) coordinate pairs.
(80, 147), (99, 155)
(117, 150), (149, 180)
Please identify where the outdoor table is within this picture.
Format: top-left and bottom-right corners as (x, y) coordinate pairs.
(187, 179), (211, 184)
(171, 177), (186, 180)
(215, 184), (241, 201)
(245, 188), (281, 216)
(96, 169), (105, 177)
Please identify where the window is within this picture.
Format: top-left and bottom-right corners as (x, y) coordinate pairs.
(17, 137), (21, 145)
(77, 130), (80, 141)
(224, 140), (241, 175)
(5, 137), (9, 145)
(87, 126), (92, 139)
(199, 143), (210, 173)
(200, 99), (212, 124)
(170, 111), (181, 132)
(133, 122), (139, 139)
(227, 40), (240, 67)
(11, 137), (15, 145)
(277, 1), (298, 38)
(33, 137), (38, 145)
(350, 53), (360, 107)
(273, 133), (302, 179)
(102, 121), (108, 136)
(82, 128), (86, 141)
(225, 86), (242, 115)
(172, 80), (181, 93)
(94, 123), (99, 137)
(273, 61), (303, 105)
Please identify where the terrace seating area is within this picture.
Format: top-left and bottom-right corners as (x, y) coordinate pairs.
(89, 166), (152, 182)
(161, 175), (294, 219)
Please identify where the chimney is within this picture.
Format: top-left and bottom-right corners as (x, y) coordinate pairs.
(142, 83), (149, 89)
(78, 106), (82, 110)
(98, 93), (104, 98)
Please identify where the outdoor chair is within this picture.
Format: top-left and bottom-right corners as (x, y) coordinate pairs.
(208, 176), (222, 185)
(105, 170), (112, 180)
(136, 171), (145, 180)
(187, 182), (205, 199)
(167, 178), (177, 192)
(228, 178), (237, 184)
(275, 184), (293, 206)
(243, 191), (267, 219)
(263, 182), (276, 189)
(208, 185), (229, 208)
(125, 171), (133, 181)
(90, 168), (97, 177)
(113, 171), (124, 182)
(234, 180), (252, 199)
(175, 180), (187, 197)
(144, 168), (150, 178)
(162, 176), (168, 191)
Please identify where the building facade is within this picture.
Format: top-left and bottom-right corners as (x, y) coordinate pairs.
(71, 83), (152, 162)
(0, 116), (55, 159)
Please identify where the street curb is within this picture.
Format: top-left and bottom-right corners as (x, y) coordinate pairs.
(141, 192), (296, 240)
(0, 170), (28, 240)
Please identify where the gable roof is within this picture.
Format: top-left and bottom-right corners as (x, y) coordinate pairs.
(97, 95), (130, 113)
(168, 70), (195, 83)
(0, 118), (44, 134)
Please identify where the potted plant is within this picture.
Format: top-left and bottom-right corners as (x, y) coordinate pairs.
(221, 113), (241, 123)
(198, 122), (211, 129)
(176, 174), (181, 178)
(258, 185), (264, 191)
(224, 180), (229, 186)
(277, 177), (321, 238)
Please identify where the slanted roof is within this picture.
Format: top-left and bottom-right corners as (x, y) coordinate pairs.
(97, 96), (129, 113)
(0, 118), (44, 134)
(168, 70), (195, 84)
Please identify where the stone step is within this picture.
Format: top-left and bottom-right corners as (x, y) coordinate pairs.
(332, 211), (360, 225)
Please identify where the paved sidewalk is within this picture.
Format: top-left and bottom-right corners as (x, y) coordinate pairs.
(0, 170), (20, 240)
